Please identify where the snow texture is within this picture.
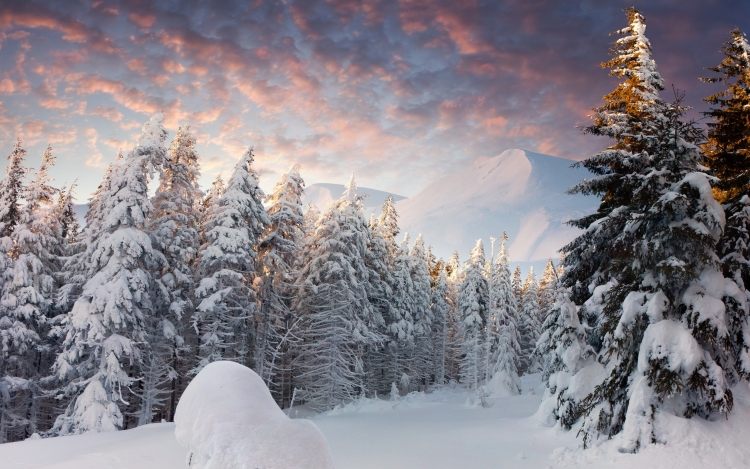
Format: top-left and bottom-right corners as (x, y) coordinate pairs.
(174, 361), (334, 469)
(3, 376), (750, 468)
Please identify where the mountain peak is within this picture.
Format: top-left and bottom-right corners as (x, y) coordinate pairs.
(395, 149), (596, 264)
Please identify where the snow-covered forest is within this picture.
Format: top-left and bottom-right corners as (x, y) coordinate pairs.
(2, 6), (750, 465)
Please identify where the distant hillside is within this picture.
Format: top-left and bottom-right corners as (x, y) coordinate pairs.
(394, 149), (598, 265)
(303, 183), (406, 216)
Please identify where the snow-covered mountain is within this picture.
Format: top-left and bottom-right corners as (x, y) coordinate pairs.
(303, 183), (406, 215)
(394, 149), (598, 264)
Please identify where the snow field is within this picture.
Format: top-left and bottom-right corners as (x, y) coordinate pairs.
(2, 373), (750, 469)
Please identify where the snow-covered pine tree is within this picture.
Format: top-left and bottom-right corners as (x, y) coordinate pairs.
(443, 250), (462, 382)
(538, 258), (557, 322)
(564, 8), (744, 450)
(410, 234), (434, 388)
(0, 139), (27, 239)
(51, 114), (168, 435)
(384, 234), (415, 393)
(256, 164), (305, 407)
(53, 184), (80, 252)
(376, 195), (400, 264)
(446, 250), (461, 283)
(701, 29), (750, 383)
(0, 145), (59, 442)
(56, 157), (123, 321)
(486, 233), (521, 394)
(292, 176), (385, 410)
(431, 269), (451, 385)
(457, 240), (489, 390)
(193, 149), (268, 373)
(517, 268), (542, 374)
(143, 124), (203, 423)
(363, 213), (394, 395)
(533, 277), (595, 429)
(512, 265), (523, 300)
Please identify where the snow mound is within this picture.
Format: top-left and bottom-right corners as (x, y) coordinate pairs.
(174, 361), (335, 469)
(482, 371), (521, 398)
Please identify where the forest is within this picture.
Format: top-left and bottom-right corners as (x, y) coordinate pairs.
(1, 7), (750, 455)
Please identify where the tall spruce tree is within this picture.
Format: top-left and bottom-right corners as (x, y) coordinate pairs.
(293, 176), (385, 410)
(384, 235), (415, 392)
(701, 29), (750, 385)
(364, 213), (394, 395)
(256, 164), (305, 407)
(0, 139), (27, 239)
(486, 234), (521, 393)
(518, 268), (542, 374)
(51, 114), (168, 435)
(533, 278), (595, 429)
(0, 145), (59, 442)
(457, 240), (489, 389)
(563, 9), (744, 450)
(431, 269), (451, 385)
(193, 149), (268, 372)
(409, 235), (434, 387)
(144, 124), (203, 423)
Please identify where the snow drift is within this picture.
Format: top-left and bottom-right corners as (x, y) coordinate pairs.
(174, 361), (335, 469)
(395, 149), (598, 262)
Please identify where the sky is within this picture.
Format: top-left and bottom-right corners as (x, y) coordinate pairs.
(0, 0), (748, 200)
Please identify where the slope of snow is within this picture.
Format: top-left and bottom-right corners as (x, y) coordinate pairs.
(303, 183), (406, 214)
(395, 149), (598, 264)
(4, 375), (750, 469)
(174, 361), (334, 469)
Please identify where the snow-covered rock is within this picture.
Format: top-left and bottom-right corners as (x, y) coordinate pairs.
(174, 361), (335, 469)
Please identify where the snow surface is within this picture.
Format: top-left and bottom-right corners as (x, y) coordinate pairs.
(395, 149), (597, 267)
(174, 361), (334, 469)
(4, 373), (750, 469)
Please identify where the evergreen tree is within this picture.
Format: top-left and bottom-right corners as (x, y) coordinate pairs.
(486, 233), (521, 393)
(193, 149), (268, 372)
(538, 258), (557, 322)
(0, 139), (27, 239)
(457, 240), (489, 389)
(363, 213), (394, 395)
(0, 145), (59, 442)
(512, 266), (523, 300)
(293, 176), (385, 410)
(376, 195), (400, 264)
(444, 251), (462, 382)
(534, 279), (595, 429)
(563, 6), (666, 305)
(701, 29), (750, 384)
(51, 114), (168, 435)
(53, 184), (80, 251)
(431, 269), (451, 385)
(144, 124), (203, 423)
(563, 9), (743, 450)
(701, 29), (750, 207)
(410, 234), (434, 387)
(384, 235), (415, 392)
(256, 164), (305, 407)
(518, 268), (542, 374)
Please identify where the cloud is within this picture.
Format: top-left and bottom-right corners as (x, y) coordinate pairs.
(90, 105), (123, 122)
(0, 0), (746, 201)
